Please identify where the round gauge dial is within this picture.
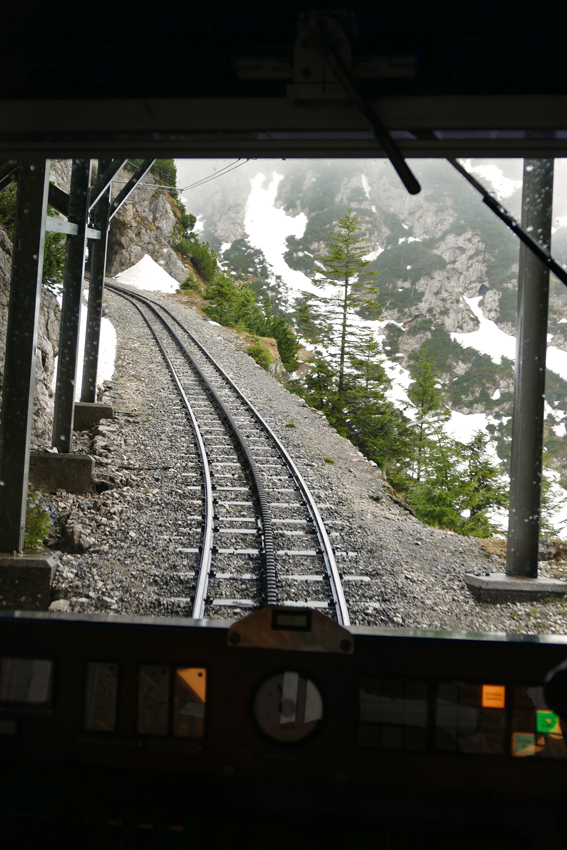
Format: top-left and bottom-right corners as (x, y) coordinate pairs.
(253, 670), (324, 743)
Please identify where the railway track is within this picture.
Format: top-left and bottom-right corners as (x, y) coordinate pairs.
(106, 283), (351, 625)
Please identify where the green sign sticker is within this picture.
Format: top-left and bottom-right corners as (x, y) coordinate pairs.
(536, 710), (560, 734)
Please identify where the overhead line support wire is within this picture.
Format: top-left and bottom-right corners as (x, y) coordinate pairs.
(178, 159), (249, 194)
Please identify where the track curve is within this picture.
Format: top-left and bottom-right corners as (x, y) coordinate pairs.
(106, 282), (350, 626)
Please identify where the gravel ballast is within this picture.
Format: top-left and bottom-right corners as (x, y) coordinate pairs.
(43, 283), (567, 635)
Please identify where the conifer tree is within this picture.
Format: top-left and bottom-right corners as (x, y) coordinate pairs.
(406, 344), (447, 482)
(340, 331), (407, 467)
(313, 207), (379, 402)
(391, 345), (509, 535)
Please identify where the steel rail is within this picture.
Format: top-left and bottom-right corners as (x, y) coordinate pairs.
(108, 283), (350, 626)
(110, 288), (214, 618)
(107, 283), (278, 608)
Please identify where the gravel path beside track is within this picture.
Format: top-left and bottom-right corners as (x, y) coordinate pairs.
(44, 282), (567, 635)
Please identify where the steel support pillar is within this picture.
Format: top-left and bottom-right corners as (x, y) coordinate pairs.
(81, 161), (111, 403)
(52, 159), (92, 453)
(506, 159), (554, 577)
(0, 160), (50, 552)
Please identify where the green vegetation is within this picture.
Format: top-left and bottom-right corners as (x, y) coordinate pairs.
(382, 323), (405, 357)
(221, 240), (290, 316)
(369, 242), (447, 289)
(204, 274), (300, 371)
(0, 183), (67, 293)
(0, 182), (17, 234)
(362, 242), (447, 317)
(401, 429), (508, 537)
(404, 328), (514, 419)
(497, 288), (517, 325)
(304, 207), (380, 402)
(280, 162), (371, 275)
(388, 348), (509, 536)
(178, 273), (199, 291)
(168, 190), (300, 373)
(544, 370), (567, 410)
(24, 493), (50, 550)
(292, 206), (510, 536)
(381, 211), (415, 248)
(173, 237), (218, 283)
(130, 158), (178, 189)
(247, 338), (272, 371)
(223, 239), (270, 280)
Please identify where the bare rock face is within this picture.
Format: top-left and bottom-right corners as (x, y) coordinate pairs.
(107, 171), (188, 283)
(33, 288), (60, 444)
(50, 160), (72, 193)
(0, 226), (60, 446)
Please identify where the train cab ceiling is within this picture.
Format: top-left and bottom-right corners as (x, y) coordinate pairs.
(1, 1), (567, 160)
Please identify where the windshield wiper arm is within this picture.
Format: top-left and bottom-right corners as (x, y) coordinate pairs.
(448, 157), (567, 289)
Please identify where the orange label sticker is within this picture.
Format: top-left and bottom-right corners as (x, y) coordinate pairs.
(482, 684), (506, 709)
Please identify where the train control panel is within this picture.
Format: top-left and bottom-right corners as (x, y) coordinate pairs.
(2, 607), (567, 848)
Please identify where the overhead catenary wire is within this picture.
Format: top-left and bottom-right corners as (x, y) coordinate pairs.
(178, 159), (249, 193)
(113, 158), (249, 196)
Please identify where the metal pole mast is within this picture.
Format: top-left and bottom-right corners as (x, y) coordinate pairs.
(81, 160), (112, 403)
(52, 159), (92, 452)
(506, 159), (554, 577)
(0, 160), (50, 552)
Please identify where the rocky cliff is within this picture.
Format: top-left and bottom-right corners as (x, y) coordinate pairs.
(106, 168), (188, 284)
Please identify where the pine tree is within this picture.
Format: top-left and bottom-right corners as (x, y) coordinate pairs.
(406, 343), (447, 482)
(314, 207), (379, 402)
(403, 425), (508, 536)
(458, 432), (509, 535)
(391, 346), (509, 535)
(291, 354), (339, 413)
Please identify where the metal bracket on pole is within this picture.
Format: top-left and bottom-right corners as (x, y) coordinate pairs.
(286, 11), (420, 196)
(88, 160), (128, 211)
(52, 159), (92, 454)
(81, 161), (113, 403)
(47, 182), (70, 218)
(0, 160), (50, 553)
(0, 160), (18, 193)
(109, 158), (155, 220)
(81, 158), (159, 402)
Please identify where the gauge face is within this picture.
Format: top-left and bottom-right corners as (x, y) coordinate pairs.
(253, 670), (324, 743)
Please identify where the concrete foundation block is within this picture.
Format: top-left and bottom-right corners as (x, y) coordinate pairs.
(464, 572), (567, 603)
(0, 553), (57, 610)
(74, 402), (113, 431)
(28, 451), (93, 494)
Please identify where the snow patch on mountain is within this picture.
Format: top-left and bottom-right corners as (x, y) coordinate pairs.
(115, 254), (179, 294)
(451, 296), (516, 364)
(245, 173), (314, 296)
